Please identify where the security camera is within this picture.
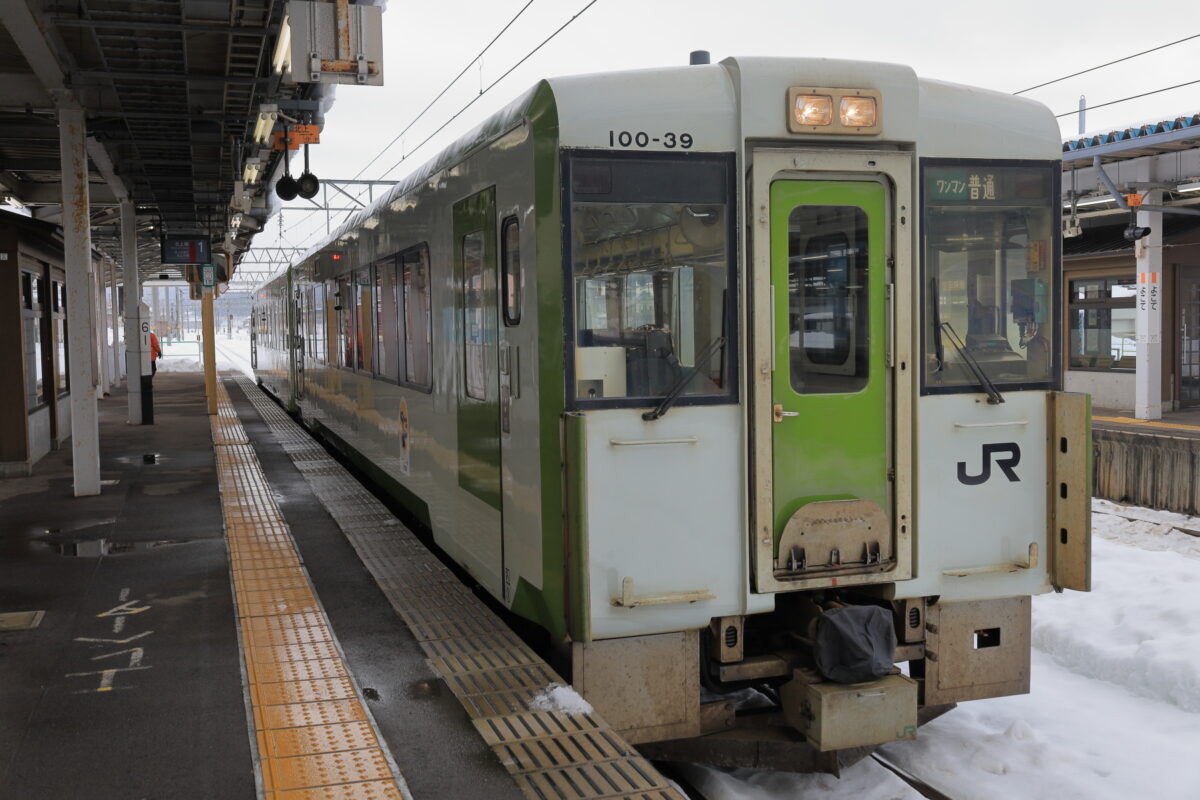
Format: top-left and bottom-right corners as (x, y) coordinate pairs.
(1123, 225), (1151, 242)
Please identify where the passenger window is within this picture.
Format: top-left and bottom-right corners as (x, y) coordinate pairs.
(374, 258), (400, 381)
(787, 205), (870, 395)
(356, 268), (373, 372)
(501, 217), (521, 325)
(401, 245), (432, 389)
(462, 231), (487, 399)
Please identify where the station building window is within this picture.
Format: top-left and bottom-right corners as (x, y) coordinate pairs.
(21, 268), (45, 410)
(1067, 276), (1136, 371)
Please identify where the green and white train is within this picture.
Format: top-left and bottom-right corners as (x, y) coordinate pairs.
(252, 56), (1091, 763)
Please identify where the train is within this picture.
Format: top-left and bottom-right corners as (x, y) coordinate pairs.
(251, 55), (1091, 769)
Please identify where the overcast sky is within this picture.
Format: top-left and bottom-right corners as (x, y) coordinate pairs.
(257, 0), (1200, 257)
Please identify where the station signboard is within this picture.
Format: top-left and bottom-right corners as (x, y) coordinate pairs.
(161, 236), (211, 265)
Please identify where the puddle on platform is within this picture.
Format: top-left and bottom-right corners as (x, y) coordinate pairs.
(142, 480), (201, 496)
(38, 537), (192, 557)
(114, 453), (170, 466)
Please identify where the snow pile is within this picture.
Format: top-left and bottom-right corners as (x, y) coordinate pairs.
(528, 683), (593, 715)
(156, 357), (203, 373)
(675, 759), (922, 800)
(681, 507), (1200, 799)
(1031, 532), (1200, 712)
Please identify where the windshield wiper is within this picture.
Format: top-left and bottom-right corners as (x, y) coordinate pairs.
(939, 322), (1005, 405)
(930, 278), (946, 371)
(642, 336), (726, 421)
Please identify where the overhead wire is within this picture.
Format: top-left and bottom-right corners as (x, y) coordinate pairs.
(285, 0), (601, 249)
(1014, 32), (1200, 95)
(281, 0), (540, 238)
(1056, 78), (1200, 118)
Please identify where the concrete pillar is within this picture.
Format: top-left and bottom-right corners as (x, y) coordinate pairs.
(121, 198), (144, 424)
(1135, 190), (1164, 420)
(202, 284), (217, 415)
(109, 257), (122, 379)
(58, 103), (100, 496)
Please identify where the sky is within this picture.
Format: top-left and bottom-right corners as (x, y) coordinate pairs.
(253, 0), (1200, 261)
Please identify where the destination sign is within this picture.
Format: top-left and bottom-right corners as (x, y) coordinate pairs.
(926, 165), (1049, 204)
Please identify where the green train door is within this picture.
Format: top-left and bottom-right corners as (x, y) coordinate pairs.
(770, 179), (891, 575)
(453, 187), (502, 511)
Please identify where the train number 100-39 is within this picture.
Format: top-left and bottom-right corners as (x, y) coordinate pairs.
(608, 130), (693, 149)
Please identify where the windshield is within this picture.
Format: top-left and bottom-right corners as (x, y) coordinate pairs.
(566, 153), (736, 407)
(922, 161), (1059, 393)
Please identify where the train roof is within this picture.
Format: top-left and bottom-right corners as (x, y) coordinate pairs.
(282, 57), (1060, 278)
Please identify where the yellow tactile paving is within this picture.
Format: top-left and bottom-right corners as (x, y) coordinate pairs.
(1094, 414), (1200, 433)
(209, 382), (409, 800)
(269, 779), (407, 800)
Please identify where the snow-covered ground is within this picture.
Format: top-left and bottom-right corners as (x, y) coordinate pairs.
(678, 501), (1200, 799)
(153, 334), (255, 380)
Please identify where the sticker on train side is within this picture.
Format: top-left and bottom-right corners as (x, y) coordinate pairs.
(608, 130), (694, 149)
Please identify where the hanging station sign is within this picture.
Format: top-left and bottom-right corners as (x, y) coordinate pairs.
(160, 236), (211, 265)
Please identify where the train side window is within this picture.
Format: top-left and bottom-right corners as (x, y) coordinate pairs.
(501, 216), (521, 326)
(401, 244), (432, 390)
(462, 231), (487, 399)
(374, 258), (401, 382)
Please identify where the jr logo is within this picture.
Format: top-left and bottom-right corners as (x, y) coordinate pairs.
(957, 443), (1021, 485)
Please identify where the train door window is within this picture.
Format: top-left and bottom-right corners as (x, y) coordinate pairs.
(356, 267), (374, 372)
(462, 232), (487, 399)
(374, 259), (400, 381)
(401, 245), (432, 390)
(336, 275), (353, 368)
(788, 207), (870, 394)
(501, 216), (521, 325)
(565, 152), (736, 406)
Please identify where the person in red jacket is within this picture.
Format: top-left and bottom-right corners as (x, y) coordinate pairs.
(150, 331), (161, 375)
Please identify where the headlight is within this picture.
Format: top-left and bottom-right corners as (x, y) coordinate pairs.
(839, 95), (877, 128)
(793, 94), (833, 127)
(787, 87), (882, 135)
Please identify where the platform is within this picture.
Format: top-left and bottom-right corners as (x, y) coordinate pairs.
(0, 374), (673, 800)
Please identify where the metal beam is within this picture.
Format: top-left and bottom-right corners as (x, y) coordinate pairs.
(72, 69), (269, 86)
(13, 181), (119, 205)
(50, 17), (271, 36)
(0, 2), (70, 101)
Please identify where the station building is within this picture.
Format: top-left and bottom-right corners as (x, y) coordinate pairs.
(1060, 115), (1200, 417)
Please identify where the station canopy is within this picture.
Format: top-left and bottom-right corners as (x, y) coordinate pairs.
(0, 1), (315, 284)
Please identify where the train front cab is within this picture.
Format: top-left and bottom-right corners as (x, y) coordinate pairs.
(565, 64), (1092, 759)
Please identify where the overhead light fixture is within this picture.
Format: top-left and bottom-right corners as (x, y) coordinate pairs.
(242, 159), (262, 184)
(252, 105), (278, 146)
(1075, 194), (1117, 208)
(272, 16), (292, 75)
(1176, 180), (1200, 194)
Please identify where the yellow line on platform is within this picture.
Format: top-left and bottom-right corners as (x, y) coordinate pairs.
(1093, 415), (1200, 433)
(209, 381), (409, 800)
